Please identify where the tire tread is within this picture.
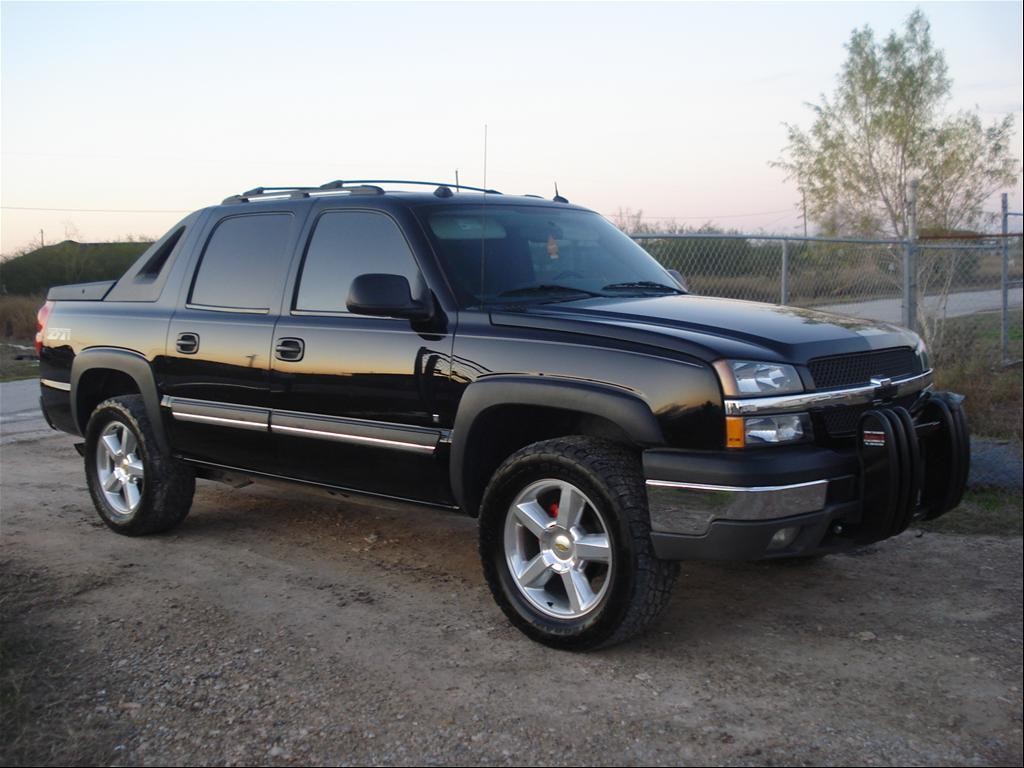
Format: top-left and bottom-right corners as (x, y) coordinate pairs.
(479, 436), (678, 650)
(85, 395), (194, 536)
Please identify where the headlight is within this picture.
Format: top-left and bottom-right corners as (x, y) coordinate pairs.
(744, 414), (811, 445)
(726, 413), (811, 448)
(714, 359), (804, 396)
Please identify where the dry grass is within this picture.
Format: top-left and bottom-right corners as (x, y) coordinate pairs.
(0, 295), (43, 340)
(938, 361), (1023, 444)
(1, 297), (41, 381)
(668, 259), (903, 306)
(932, 310), (1023, 445)
(918, 488), (1023, 536)
(0, 297), (41, 381)
(0, 343), (38, 382)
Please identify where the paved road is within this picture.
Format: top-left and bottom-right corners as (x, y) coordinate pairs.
(0, 378), (51, 444)
(817, 286), (1023, 324)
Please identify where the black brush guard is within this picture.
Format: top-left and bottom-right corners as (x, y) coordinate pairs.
(856, 391), (970, 542)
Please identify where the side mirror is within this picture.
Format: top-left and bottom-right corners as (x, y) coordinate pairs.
(667, 268), (689, 292)
(347, 273), (434, 321)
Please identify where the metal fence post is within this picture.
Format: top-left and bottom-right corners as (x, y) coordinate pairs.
(780, 239), (790, 305)
(903, 180), (919, 332)
(1001, 193), (1010, 365)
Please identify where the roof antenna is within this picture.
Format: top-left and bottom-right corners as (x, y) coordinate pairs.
(483, 125), (488, 191)
(553, 182), (568, 204)
(455, 168), (459, 193)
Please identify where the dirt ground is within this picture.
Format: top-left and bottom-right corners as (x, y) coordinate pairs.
(1, 431), (1022, 767)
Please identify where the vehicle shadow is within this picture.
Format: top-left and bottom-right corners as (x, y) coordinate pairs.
(174, 477), (914, 655)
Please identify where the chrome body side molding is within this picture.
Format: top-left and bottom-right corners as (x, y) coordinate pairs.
(161, 396), (442, 453)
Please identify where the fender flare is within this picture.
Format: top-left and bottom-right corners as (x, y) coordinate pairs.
(449, 375), (664, 512)
(70, 347), (169, 452)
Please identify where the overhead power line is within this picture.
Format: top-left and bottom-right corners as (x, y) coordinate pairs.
(2, 206), (191, 213)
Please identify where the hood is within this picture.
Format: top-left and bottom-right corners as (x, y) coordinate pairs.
(490, 294), (921, 364)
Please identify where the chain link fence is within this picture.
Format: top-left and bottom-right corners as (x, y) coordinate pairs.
(914, 240), (1023, 364)
(631, 230), (1023, 490)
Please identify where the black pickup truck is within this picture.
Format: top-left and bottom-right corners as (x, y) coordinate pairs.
(37, 180), (970, 650)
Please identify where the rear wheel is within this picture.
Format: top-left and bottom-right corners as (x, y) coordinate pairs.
(479, 437), (678, 650)
(85, 395), (194, 535)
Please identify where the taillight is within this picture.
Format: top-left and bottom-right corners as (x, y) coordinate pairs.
(35, 301), (54, 356)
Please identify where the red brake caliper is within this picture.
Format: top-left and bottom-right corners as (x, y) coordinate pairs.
(547, 502), (559, 519)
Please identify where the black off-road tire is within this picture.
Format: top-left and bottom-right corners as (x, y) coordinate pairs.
(84, 395), (195, 535)
(479, 436), (679, 650)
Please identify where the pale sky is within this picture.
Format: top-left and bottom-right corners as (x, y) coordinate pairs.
(1, 0), (1022, 254)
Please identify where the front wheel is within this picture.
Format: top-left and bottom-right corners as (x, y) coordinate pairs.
(479, 437), (678, 650)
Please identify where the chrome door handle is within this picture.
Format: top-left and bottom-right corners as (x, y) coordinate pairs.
(274, 338), (305, 362)
(176, 332), (200, 354)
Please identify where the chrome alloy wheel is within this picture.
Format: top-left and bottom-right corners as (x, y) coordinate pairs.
(503, 478), (613, 619)
(95, 421), (145, 520)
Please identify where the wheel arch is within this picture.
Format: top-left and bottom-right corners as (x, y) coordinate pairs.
(71, 348), (168, 452)
(449, 375), (664, 517)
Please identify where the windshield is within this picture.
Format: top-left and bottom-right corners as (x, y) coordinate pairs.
(417, 205), (683, 308)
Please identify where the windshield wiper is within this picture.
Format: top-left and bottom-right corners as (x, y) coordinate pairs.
(498, 284), (602, 299)
(601, 281), (685, 294)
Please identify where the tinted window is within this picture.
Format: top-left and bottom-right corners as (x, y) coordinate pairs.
(190, 214), (292, 310)
(296, 211), (420, 313)
(139, 226), (185, 279)
(418, 205), (680, 308)
(106, 216), (194, 302)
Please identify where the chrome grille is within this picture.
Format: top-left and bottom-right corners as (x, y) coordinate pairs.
(809, 347), (921, 390)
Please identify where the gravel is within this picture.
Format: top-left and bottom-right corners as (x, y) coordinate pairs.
(1, 433), (1022, 766)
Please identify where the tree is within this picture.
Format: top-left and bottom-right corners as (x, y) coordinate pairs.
(776, 10), (1019, 238)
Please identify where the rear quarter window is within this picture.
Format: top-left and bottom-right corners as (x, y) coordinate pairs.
(190, 213), (293, 311)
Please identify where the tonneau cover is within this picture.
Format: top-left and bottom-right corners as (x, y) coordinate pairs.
(46, 280), (116, 301)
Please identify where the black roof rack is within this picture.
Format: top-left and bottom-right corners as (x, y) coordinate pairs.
(322, 179), (502, 195)
(222, 179), (502, 205)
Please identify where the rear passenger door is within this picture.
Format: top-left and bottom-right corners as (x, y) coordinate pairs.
(269, 207), (454, 503)
(160, 210), (303, 472)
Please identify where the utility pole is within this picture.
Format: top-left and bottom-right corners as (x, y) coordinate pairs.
(1001, 193), (1009, 364)
(39, 229), (45, 248)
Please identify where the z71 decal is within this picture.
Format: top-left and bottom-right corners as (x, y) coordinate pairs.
(46, 327), (72, 342)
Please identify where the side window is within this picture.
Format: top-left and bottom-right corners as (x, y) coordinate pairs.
(105, 222), (190, 302)
(190, 214), (292, 310)
(295, 211), (421, 313)
(137, 226), (186, 280)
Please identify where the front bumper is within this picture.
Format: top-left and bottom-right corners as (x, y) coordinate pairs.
(645, 391), (970, 560)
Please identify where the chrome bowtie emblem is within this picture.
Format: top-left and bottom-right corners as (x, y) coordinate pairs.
(871, 377), (896, 400)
